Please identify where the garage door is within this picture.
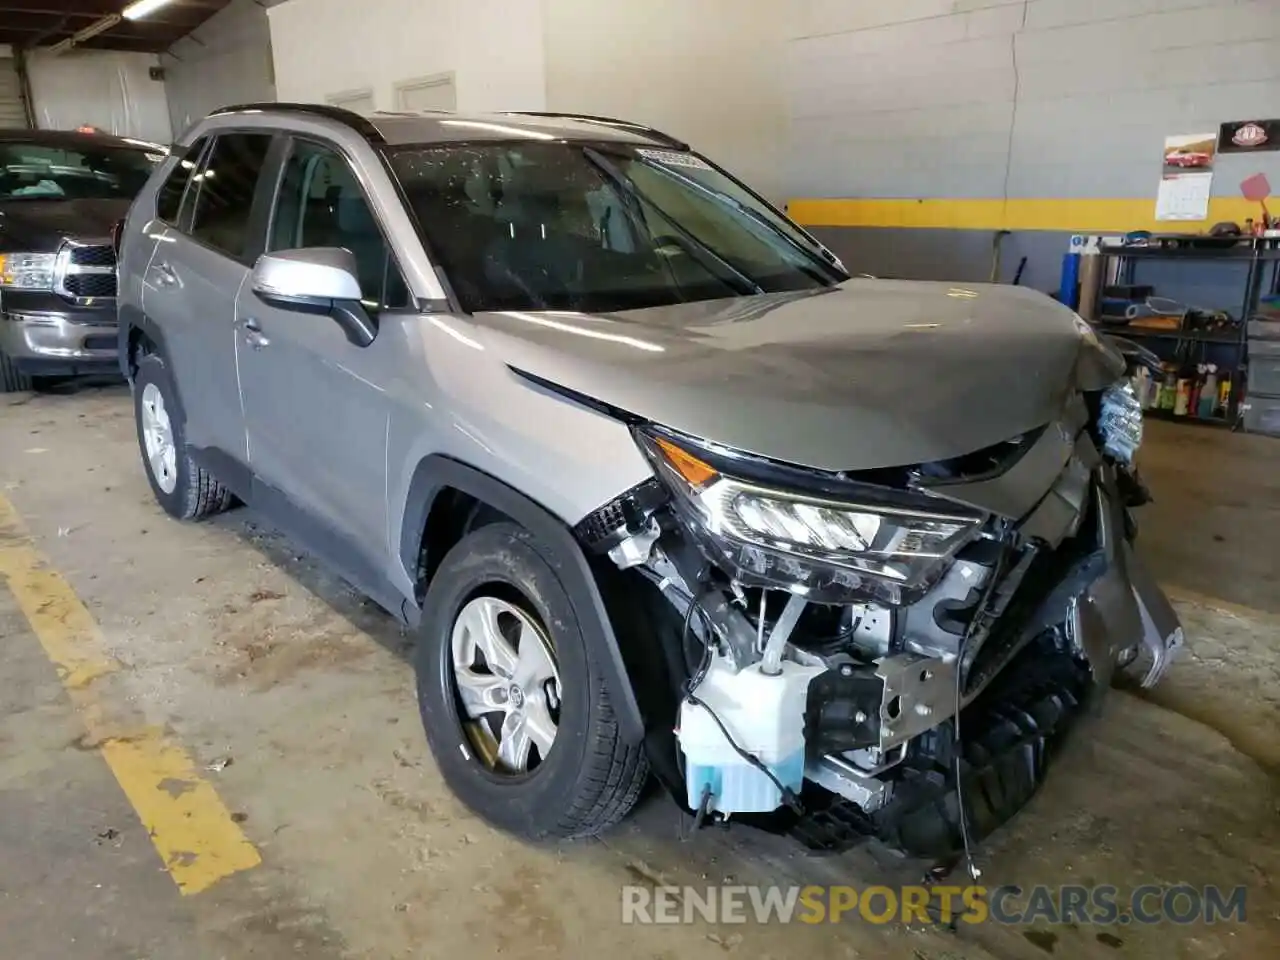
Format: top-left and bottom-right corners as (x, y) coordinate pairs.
(0, 57), (27, 128)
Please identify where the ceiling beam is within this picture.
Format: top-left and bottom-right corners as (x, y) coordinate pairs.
(0, 0), (231, 50)
(0, 9), (208, 25)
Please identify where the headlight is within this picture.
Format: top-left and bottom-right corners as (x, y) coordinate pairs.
(1098, 380), (1143, 465)
(0, 253), (56, 291)
(638, 429), (984, 604)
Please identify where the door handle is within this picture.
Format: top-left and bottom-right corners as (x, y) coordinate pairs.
(241, 317), (270, 350)
(152, 260), (178, 287)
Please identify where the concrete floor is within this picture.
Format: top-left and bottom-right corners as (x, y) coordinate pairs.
(1, 382), (1278, 960)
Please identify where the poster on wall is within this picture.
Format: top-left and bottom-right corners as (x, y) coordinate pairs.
(1162, 132), (1216, 174)
(1156, 132), (1216, 221)
(1218, 119), (1280, 154)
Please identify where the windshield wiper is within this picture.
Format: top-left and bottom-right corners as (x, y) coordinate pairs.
(632, 156), (845, 283)
(581, 147), (764, 297)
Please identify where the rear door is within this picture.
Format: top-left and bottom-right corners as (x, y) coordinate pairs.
(142, 131), (278, 465)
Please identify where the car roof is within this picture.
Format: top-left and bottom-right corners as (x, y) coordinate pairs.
(209, 103), (688, 150)
(0, 128), (165, 151)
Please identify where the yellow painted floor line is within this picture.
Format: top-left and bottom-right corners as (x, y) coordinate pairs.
(0, 493), (261, 896)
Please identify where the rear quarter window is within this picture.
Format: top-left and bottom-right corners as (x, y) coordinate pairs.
(156, 137), (208, 224)
(187, 133), (274, 262)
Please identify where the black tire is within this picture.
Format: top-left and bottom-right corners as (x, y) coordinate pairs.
(415, 522), (649, 840)
(133, 353), (233, 521)
(0, 349), (33, 393)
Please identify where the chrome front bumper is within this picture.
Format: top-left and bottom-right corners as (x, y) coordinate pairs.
(0, 310), (118, 368)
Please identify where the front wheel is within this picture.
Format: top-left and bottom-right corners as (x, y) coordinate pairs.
(414, 522), (648, 840)
(0, 348), (33, 393)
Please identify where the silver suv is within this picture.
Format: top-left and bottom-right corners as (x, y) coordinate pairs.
(118, 104), (1182, 855)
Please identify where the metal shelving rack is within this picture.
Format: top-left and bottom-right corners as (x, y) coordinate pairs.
(1085, 237), (1280, 428)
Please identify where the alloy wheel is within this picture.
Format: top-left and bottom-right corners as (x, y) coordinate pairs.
(140, 382), (177, 495)
(449, 595), (562, 774)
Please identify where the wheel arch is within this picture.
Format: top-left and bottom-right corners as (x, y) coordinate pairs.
(399, 454), (645, 744)
(117, 304), (172, 382)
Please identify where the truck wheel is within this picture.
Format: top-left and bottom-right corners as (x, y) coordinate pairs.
(133, 353), (233, 521)
(0, 349), (32, 393)
(415, 522), (649, 840)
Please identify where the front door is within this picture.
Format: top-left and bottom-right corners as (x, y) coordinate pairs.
(235, 137), (411, 583)
(144, 131), (275, 464)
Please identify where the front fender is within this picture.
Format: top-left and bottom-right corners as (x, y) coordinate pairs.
(397, 455), (646, 743)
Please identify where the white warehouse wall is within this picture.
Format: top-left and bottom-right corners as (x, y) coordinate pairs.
(542, 0), (789, 202)
(162, 0), (277, 138)
(786, 0), (1280, 202)
(267, 0), (546, 113)
(27, 50), (171, 143)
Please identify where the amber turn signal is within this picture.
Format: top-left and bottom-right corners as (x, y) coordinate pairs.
(654, 436), (719, 489)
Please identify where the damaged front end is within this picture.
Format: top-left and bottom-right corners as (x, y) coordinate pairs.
(579, 379), (1182, 857)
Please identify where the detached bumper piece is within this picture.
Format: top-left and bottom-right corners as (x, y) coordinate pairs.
(786, 641), (1091, 858)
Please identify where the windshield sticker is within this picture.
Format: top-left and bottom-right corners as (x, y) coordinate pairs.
(636, 148), (712, 170)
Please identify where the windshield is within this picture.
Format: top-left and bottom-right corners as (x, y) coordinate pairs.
(0, 141), (162, 202)
(387, 142), (845, 313)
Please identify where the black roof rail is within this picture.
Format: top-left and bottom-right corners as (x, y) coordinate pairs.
(504, 112), (688, 150)
(208, 102), (385, 143)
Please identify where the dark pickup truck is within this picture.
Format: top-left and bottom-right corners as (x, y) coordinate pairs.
(0, 128), (163, 392)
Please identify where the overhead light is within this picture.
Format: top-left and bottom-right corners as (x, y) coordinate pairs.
(123, 0), (179, 20)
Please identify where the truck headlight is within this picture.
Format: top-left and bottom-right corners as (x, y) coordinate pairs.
(637, 428), (984, 604)
(0, 253), (56, 291)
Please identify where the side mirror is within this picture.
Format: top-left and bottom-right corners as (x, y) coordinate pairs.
(251, 248), (376, 348)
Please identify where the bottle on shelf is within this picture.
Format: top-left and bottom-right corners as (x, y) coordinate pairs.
(1158, 367), (1178, 411)
(1174, 376), (1192, 416)
(1198, 365), (1218, 419)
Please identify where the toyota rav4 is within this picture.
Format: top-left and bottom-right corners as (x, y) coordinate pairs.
(117, 104), (1182, 856)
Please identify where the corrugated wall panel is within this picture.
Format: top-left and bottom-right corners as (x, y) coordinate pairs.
(0, 57), (26, 128)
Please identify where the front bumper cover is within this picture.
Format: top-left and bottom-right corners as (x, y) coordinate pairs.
(0, 310), (119, 374)
(1068, 469), (1182, 690)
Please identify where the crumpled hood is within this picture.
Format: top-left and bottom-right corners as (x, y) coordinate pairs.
(468, 279), (1121, 471)
(0, 197), (130, 250)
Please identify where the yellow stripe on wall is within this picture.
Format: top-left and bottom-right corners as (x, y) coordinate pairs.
(787, 197), (1263, 233)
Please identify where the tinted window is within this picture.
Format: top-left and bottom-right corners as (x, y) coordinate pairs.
(156, 137), (207, 223)
(0, 139), (161, 203)
(188, 133), (273, 261)
(386, 142), (843, 314)
(270, 139), (409, 308)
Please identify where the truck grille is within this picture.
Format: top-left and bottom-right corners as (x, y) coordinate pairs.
(69, 244), (116, 268)
(64, 273), (118, 298)
(57, 243), (118, 300)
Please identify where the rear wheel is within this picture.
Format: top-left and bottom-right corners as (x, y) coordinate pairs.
(0, 349), (32, 393)
(415, 522), (648, 839)
(133, 353), (233, 521)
